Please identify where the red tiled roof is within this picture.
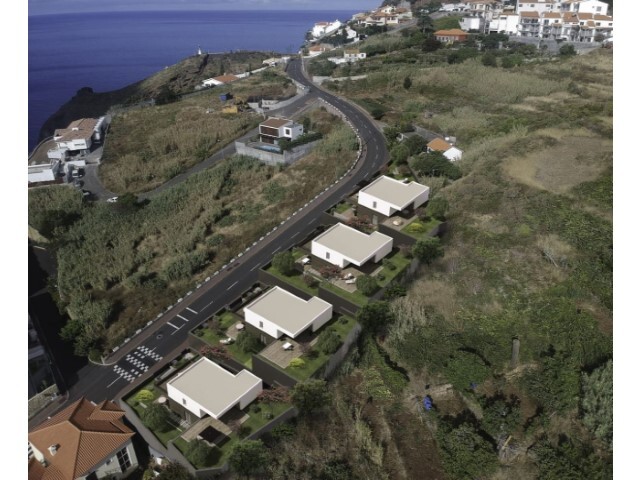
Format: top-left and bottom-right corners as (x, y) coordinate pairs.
(213, 74), (239, 84)
(427, 138), (453, 152)
(28, 398), (133, 480)
(53, 118), (98, 143)
(434, 29), (469, 36)
(261, 117), (292, 128)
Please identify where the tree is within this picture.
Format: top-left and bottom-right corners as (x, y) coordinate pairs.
(410, 152), (462, 180)
(412, 237), (444, 264)
(228, 440), (270, 478)
(302, 116), (311, 133)
(141, 403), (170, 431)
(236, 331), (263, 354)
(417, 11), (435, 34)
(423, 36), (442, 52)
(404, 134), (427, 156)
(184, 439), (215, 467)
(134, 389), (155, 403)
(581, 359), (612, 449)
(383, 125), (400, 147)
(157, 462), (196, 480)
(403, 76), (412, 90)
(291, 379), (331, 414)
(155, 85), (179, 105)
(437, 421), (499, 479)
(356, 301), (393, 334)
(482, 52), (498, 67)
(390, 143), (410, 165)
(316, 328), (342, 354)
(426, 196), (449, 221)
(272, 251), (295, 276)
(559, 44), (577, 57)
(356, 274), (379, 296)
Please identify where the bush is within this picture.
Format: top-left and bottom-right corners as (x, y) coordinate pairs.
(390, 144), (410, 165)
(559, 44), (577, 57)
(303, 274), (319, 288)
(319, 265), (341, 279)
(289, 358), (306, 369)
(184, 439), (214, 467)
(356, 301), (393, 334)
(407, 222), (426, 234)
(141, 403), (170, 431)
(356, 275), (379, 296)
(426, 197), (448, 221)
(229, 440), (269, 477)
(291, 379), (331, 414)
(236, 331), (263, 354)
(410, 152), (462, 180)
(272, 251), (295, 276)
(382, 258), (397, 271)
(134, 389), (155, 404)
(383, 284), (406, 300)
(316, 328), (342, 354)
(412, 237), (444, 264)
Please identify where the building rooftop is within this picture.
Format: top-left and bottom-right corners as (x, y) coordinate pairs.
(260, 117), (293, 129)
(244, 286), (333, 338)
(213, 74), (239, 84)
(28, 398), (133, 480)
(434, 29), (469, 36)
(359, 175), (429, 211)
(53, 118), (99, 143)
(427, 138), (454, 152)
(167, 358), (261, 419)
(312, 223), (393, 266)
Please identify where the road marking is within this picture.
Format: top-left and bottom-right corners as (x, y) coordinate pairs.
(227, 281), (239, 291)
(176, 314), (189, 322)
(186, 307), (198, 314)
(307, 219), (316, 226)
(250, 264), (260, 271)
(171, 326), (183, 335)
(107, 375), (123, 389)
(167, 322), (180, 330)
(272, 247), (280, 255)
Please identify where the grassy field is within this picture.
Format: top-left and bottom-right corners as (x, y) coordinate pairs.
(29, 105), (358, 354)
(100, 69), (297, 194)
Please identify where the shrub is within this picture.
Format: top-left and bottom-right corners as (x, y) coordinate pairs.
(426, 197), (448, 221)
(316, 328), (342, 354)
(559, 44), (577, 57)
(407, 222), (426, 234)
(272, 251), (295, 276)
(141, 403), (170, 431)
(236, 331), (263, 354)
(356, 301), (393, 334)
(184, 439), (214, 467)
(319, 265), (341, 279)
(258, 385), (291, 403)
(291, 379), (331, 414)
(303, 274), (319, 288)
(134, 389), (155, 404)
(356, 275), (379, 296)
(383, 284), (407, 300)
(412, 237), (444, 264)
(410, 152), (462, 180)
(289, 358), (306, 369)
(382, 258), (397, 271)
(228, 440), (269, 477)
(200, 345), (231, 362)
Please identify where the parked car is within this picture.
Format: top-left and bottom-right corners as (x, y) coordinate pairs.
(107, 196), (119, 203)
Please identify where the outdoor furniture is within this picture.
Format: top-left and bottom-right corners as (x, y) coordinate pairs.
(282, 342), (293, 351)
(392, 219), (403, 226)
(235, 323), (244, 331)
(301, 257), (311, 265)
(343, 273), (354, 280)
(345, 279), (356, 285)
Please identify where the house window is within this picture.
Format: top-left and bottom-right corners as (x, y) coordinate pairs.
(259, 321), (264, 329)
(325, 252), (330, 260)
(182, 398), (186, 405)
(372, 201), (377, 209)
(596, 7), (602, 12)
(116, 447), (132, 472)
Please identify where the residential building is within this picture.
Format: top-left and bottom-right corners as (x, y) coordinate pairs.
(488, 12), (520, 33)
(166, 357), (262, 422)
(311, 222), (393, 269)
(311, 20), (343, 38)
(306, 45), (331, 57)
(461, 15), (486, 31)
(201, 74), (239, 87)
(357, 175), (430, 221)
(516, 0), (561, 14)
(344, 49), (367, 61)
(28, 397), (138, 480)
(28, 159), (62, 184)
(427, 138), (463, 161)
(258, 117), (304, 145)
(517, 11), (541, 37)
(434, 29), (470, 43)
(244, 286), (333, 342)
(559, 0), (609, 14)
(517, 9), (613, 41)
(47, 117), (105, 161)
(28, 315), (56, 400)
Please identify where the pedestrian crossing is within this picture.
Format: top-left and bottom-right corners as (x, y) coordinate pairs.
(111, 346), (163, 384)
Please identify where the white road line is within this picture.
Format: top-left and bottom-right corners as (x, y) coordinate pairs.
(186, 307), (198, 314)
(167, 322), (180, 330)
(227, 281), (239, 291)
(171, 326), (183, 335)
(176, 314), (189, 322)
(107, 375), (123, 388)
(272, 247), (280, 254)
(307, 219), (316, 226)
(250, 264), (260, 271)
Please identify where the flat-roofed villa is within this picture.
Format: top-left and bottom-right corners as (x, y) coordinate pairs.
(357, 175), (430, 221)
(244, 286), (333, 342)
(311, 222), (393, 268)
(258, 117), (303, 145)
(167, 357), (262, 422)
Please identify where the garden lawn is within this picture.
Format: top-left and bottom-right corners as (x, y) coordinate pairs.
(401, 218), (441, 240)
(377, 250), (412, 288)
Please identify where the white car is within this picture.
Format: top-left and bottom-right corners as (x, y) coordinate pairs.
(107, 196), (119, 203)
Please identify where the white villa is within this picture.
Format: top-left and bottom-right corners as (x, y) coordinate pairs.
(358, 175), (430, 219)
(47, 117), (106, 161)
(244, 286), (333, 341)
(258, 117), (304, 145)
(311, 20), (343, 38)
(167, 357), (262, 422)
(311, 223), (393, 269)
(427, 138), (463, 162)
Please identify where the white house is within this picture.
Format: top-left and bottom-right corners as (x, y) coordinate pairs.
(358, 175), (430, 218)
(516, 0), (561, 14)
(460, 15), (486, 31)
(311, 223), (393, 268)
(559, 0), (609, 14)
(259, 117), (304, 145)
(28, 397), (138, 480)
(344, 49), (367, 61)
(167, 357), (262, 421)
(244, 286), (333, 340)
(489, 12), (520, 33)
(427, 138), (463, 161)
(47, 117), (104, 160)
(28, 160), (62, 184)
(311, 19), (342, 38)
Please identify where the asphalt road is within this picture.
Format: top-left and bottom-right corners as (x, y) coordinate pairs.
(51, 57), (389, 411)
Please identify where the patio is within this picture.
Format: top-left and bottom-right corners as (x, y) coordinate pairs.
(259, 337), (302, 369)
(180, 407), (248, 443)
(381, 212), (419, 232)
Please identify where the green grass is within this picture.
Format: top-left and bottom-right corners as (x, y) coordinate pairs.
(265, 265), (319, 296)
(401, 218), (441, 240)
(335, 201), (353, 214)
(125, 382), (183, 446)
(320, 280), (370, 307)
(376, 250), (412, 287)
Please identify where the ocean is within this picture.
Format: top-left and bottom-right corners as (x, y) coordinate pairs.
(28, 9), (358, 151)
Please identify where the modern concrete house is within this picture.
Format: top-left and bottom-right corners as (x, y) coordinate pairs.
(244, 286), (333, 341)
(357, 175), (430, 221)
(47, 118), (106, 161)
(258, 117), (304, 145)
(28, 397), (138, 480)
(166, 357), (262, 422)
(426, 138), (463, 162)
(311, 223), (393, 269)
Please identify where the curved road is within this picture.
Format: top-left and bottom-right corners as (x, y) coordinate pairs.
(42, 57), (389, 415)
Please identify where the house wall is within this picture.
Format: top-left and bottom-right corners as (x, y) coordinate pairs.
(444, 147), (463, 161)
(244, 309), (284, 339)
(373, 238), (394, 263)
(28, 166), (56, 183)
(311, 242), (350, 268)
(167, 383), (206, 419)
(238, 381), (263, 410)
(311, 308), (333, 333)
(358, 190), (396, 217)
(251, 354), (298, 387)
(83, 441), (139, 480)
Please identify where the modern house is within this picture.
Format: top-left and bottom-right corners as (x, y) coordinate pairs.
(357, 175), (430, 221)
(306, 45), (331, 57)
(434, 29), (470, 43)
(47, 117), (106, 161)
(311, 223), (393, 269)
(166, 357), (262, 422)
(427, 138), (463, 162)
(258, 117), (304, 145)
(310, 20), (342, 38)
(244, 286), (333, 342)
(344, 49), (367, 61)
(201, 74), (239, 87)
(28, 397), (138, 480)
